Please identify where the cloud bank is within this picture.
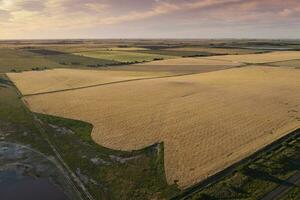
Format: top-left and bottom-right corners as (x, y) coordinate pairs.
(0, 0), (299, 39)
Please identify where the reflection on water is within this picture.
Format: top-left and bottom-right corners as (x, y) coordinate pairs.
(0, 171), (68, 200)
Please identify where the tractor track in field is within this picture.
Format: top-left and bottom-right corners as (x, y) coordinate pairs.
(21, 72), (207, 97)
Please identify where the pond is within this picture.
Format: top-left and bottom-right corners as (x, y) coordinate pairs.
(0, 171), (69, 200)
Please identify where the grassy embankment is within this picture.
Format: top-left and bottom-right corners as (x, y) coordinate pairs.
(0, 74), (52, 154)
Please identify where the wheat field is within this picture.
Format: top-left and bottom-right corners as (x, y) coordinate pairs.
(7, 69), (172, 95)
(206, 51), (300, 64)
(73, 50), (175, 62)
(20, 66), (300, 188)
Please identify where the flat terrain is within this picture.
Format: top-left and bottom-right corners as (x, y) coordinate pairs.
(0, 48), (120, 73)
(18, 66), (300, 188)
(107, 57), (242, 73)
(7, 69), (172, 95)
(135, 57), (241, 66)
(207, 51), (300, 64)
(0, 48), (63, 72)
(166, 46), (265, 54)
(3, 39), (300, 199)
(74, 50), (176, 63)
(268, 59), (300, 68)
(188, 129), (300, 200)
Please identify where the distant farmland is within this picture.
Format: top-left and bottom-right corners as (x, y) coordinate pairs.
(15, 66), (300, 188)
(207, 51), (300, 64)
(107, 57), (242, 73)
(73, 50), (176, 63)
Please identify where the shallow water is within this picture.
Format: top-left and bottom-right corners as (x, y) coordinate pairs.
(0, 171), (68, 200)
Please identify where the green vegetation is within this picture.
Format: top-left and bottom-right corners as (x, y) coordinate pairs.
(182, 131), (300, 200)
(0, 73), (179, 199)
(131, 49), (220, 57)
(0, 48), (120, 73)
(281, 184), (300, 200)
(26, 48), (120, 67)
(0, 73), (178, 199)
(37, 114), (179, 200)
(74, 50), (176, 63)
(0, 74), (83, 199)
(0, 48), (63, 73)
(0, 74), (52, 154)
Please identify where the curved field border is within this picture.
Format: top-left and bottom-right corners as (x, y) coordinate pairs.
(21, 66), (300, 188)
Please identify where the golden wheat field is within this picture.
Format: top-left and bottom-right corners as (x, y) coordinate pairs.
(207, 51), (300, 64)
(106, 64), (235, 73)
(7, 69), (171, 95)
(18, 66), (300, 188)
(269, 59), (300, 68)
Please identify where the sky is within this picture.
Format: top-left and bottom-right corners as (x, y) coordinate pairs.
(0, 0), (300, 39)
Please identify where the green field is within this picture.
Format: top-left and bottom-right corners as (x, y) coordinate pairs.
(0, 48), (121, 73)
(74, 50), (176, 63)
(0, 48), (63, 72)
(26, 48), (121, 67)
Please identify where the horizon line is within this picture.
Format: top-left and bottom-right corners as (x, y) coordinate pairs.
(1, 38), (300, 41)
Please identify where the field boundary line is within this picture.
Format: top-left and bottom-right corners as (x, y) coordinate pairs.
(21, 72), (203, 97)
(21, 65), (248, 97)
(200, 56), (246, 64)
(202, 57), (300, 65)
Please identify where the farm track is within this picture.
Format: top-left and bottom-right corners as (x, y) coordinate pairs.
(260, 171), (300, 200)
(21, 62), (254, 97)
(5, 74), (94, 200)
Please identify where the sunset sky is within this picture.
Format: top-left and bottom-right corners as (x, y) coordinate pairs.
(0, 0), (299, 39)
